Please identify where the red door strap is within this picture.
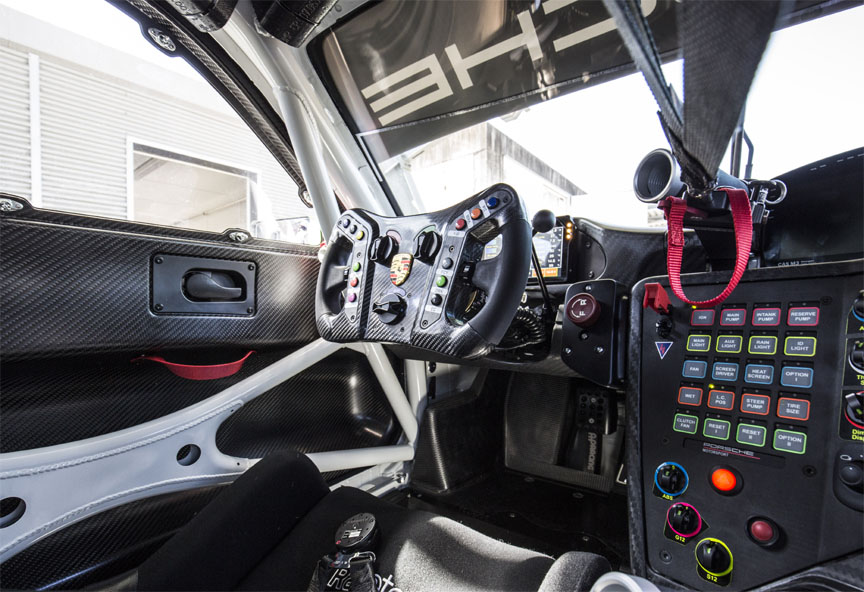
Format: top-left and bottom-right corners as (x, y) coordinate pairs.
(134, 350), (255, 380)
(664, 188), (752, 308)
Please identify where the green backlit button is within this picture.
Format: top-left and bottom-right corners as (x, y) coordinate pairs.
(352, 262), (361, 272)
(436, 275), (447, 288)
(703, 418), (731, 441)
(736, 424), (766, 447)
(773, 429), (807, 454)
(673, 414), (698, 434)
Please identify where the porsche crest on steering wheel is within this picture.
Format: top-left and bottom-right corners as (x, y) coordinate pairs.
(389, 253), (413, 286)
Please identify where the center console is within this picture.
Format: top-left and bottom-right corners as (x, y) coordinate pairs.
(631, 260), (864, 590)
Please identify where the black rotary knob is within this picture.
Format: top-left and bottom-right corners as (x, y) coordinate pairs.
(695, 539), (733, 577)
(414, 230), (442, 262)
(656, 462), (688, 496)
(370, 235), (398, 263)
(845, 392), (864, 427)
(372, 293), (406, 324)
(667, 503), (701, 537)
(839, 462), (863, 490)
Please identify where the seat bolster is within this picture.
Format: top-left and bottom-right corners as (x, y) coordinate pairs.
(138, 451), (329, 592)
(537, 551), (612, 592)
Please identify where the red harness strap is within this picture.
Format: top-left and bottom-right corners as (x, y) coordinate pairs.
(664, 188), (752, 308)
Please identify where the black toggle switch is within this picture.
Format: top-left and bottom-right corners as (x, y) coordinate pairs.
(372, 293), (406, 324)
(370, 235), (398, 263)
(414, 231), (442, 262)
(458, 261), (475, 283)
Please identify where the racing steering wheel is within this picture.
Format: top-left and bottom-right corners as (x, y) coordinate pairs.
(315, 184), (532, 358)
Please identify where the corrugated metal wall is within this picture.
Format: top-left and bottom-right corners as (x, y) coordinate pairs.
(0, 44), (304, 222)
(0, 46), (31, 199)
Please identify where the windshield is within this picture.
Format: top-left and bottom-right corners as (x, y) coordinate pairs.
(318, 1), (863, 227)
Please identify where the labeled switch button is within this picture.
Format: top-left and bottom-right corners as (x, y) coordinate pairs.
(773, 429), (807, 454)
(687, 335), (711, 352)
(703, 419), (731, 441)
(784, 336), (817, 357)
(736, 424), (766, 447)
(673, 414), (698, 434)
(777, 398), (810, 421)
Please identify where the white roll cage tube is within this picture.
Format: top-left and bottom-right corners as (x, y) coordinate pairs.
(0, 341), (426, 563)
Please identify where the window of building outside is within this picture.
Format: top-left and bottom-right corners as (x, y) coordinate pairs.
(0, 0), (320, 245)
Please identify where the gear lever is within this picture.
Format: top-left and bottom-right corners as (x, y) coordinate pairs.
(531, 210), (557, 318)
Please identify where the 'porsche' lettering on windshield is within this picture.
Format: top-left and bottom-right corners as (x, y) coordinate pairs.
(359, 0), (657, 127)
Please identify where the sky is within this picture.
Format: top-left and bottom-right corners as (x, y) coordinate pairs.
(2, 0), (861, 227)
(0, 0), (200, 79)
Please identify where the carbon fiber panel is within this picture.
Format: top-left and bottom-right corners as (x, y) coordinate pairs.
(0, 486), (224, 590)
(1, 206), (320, 360)
(216, 350), (399, 457)
(577, 219), (706, 288)
(1, 349), (288, 452)
(412, 371), (505, 494)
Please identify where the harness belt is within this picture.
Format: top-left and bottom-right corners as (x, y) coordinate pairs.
(661, 188), (753, 308)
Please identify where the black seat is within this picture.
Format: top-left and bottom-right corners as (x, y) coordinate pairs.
(137, 451), (610, 591)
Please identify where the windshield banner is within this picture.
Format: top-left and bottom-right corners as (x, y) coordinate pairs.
(318, 0), (678, 160)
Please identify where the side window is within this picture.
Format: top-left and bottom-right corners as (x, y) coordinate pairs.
(0, 0), (319, 245)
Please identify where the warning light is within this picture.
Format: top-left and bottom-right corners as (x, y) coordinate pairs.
(708, 384), (715, 389)
(566, 221), (573, 228)
(711, 468), (738, 493)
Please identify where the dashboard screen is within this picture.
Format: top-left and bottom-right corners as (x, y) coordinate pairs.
(530, 226), (565, 279)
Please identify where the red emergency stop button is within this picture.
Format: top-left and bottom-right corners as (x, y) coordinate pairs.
(748, 517), (780, 547)
(710, 466), (742, 495)
(455, 218), (466, 230)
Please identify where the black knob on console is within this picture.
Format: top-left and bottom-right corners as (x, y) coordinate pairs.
(370, 235), (398, 263)
(845, 392), (864, 427)
(695, 539), (733, 577)
(414, 231), (442, 262)
(372, 293), (406, 324)
(656, 462), (688, 497)
(853, 291), (864, 321)
(839, 462), (863, 490)
(667, 503), (701, 537)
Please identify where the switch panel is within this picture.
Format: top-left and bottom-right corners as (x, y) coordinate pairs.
(634, 261), (863, 590)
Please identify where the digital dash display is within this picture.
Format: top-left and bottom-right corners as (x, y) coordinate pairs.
(529, 226), (565, 280)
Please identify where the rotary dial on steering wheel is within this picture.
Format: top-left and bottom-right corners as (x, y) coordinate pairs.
(315, 184), (532, 359)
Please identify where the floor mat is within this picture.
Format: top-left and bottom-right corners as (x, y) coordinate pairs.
(402, 471), (629, 570)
